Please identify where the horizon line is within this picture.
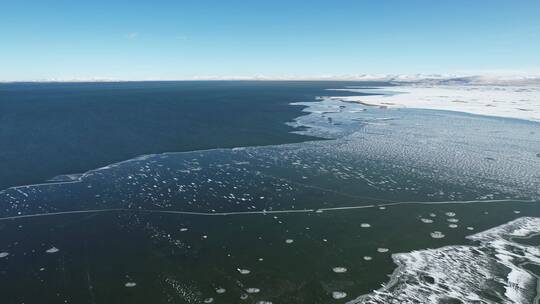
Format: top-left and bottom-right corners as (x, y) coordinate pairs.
(3, 73), (540, 85)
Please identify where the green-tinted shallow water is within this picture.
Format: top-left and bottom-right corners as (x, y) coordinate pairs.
(0, 82), (539, 304)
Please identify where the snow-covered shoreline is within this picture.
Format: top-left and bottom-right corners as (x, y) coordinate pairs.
(329, 84), (540, 122)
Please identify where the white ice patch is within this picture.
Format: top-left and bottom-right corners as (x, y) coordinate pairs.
(429, 231), (445, 239)
(45, 247), (59, 253)
(332, 267), (348, 273)
(237, 268), (251, 275)
(0, 252), (9, 258)
(332, 291), (347, 299)
(246, 287), (260, 294)
(124, 282), (137, 288)
(347, 217), (540, 304)
(285, 239), (294, 244)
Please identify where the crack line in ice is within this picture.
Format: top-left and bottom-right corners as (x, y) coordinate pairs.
(0, 199), (535, 222)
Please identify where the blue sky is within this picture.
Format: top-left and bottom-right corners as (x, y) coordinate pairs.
(1, 0), (539, 81)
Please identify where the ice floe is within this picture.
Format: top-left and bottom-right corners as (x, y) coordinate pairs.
(332, 291), (347, 299)
(332, 267), (348, 273)
(45, 247), (59, 253)
(246, 287), (260, 294)
(237, 268), (251, 275)
(429, 231), (445, 239)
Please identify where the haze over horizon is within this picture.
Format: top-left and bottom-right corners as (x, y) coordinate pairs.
(1, 0), (540, 81)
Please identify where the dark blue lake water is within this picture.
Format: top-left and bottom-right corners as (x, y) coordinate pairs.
(0, 81), (384, 190)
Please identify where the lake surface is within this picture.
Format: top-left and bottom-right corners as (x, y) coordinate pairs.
(0, 81), (384, 190)
(0, 81), (539, 304)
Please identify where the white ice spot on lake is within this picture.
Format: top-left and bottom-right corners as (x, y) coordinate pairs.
(237, 268), (251, 275)
(449, 224), (458, 228)
(363, 256), (372, 261)
(447, 218), (459, 223)
(332, 291), (347, 299)
(0, 252), (9, 258)
(246, 287), (260, 293)
(124, 282), (137, 288)
(285, 239), (294, 244)
(377, 248), (389, 253)
(332, 267), (347, 273)
(445, 212), (456, 217)
(420, 218), (434, 223)
(360, 223), (371, 228)
(216, 287), (226, 294)
(180, 228), (188, 232)
(430, 231), (445, 239)
(467, 226), (475, 230)
(46, 247), (59, 253)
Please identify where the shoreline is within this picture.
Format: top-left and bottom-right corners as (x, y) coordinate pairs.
(328, 84), (540, 122)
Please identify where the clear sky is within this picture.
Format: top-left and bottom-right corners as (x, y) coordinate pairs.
(1, 0), (540, 81)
